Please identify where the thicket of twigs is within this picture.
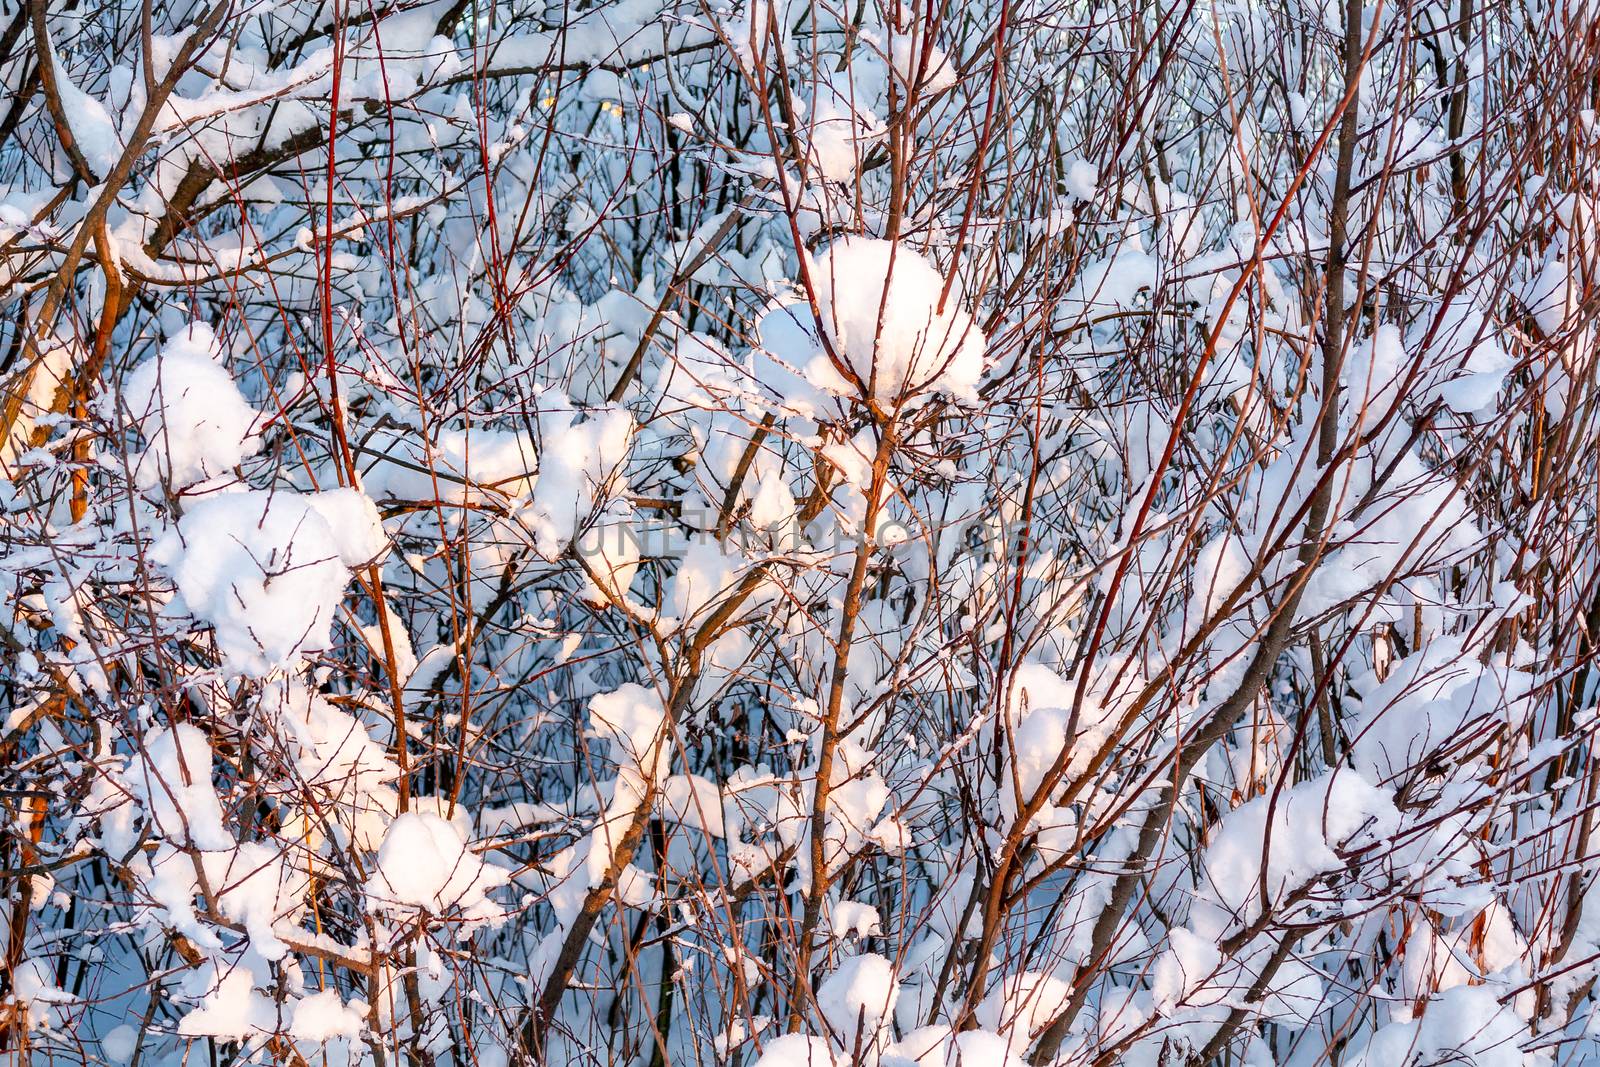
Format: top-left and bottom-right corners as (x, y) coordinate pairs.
(3, 0), (1600, 1064)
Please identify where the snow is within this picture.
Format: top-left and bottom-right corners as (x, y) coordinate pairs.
(830, 899), (882, 940)
(805, 94), (885, 183)
(998, 662), (1121, 815)
(815, 740), (894, 877)
(1150, 926), (1223, 1010)
(305, 486), (389, 565)
(49, 46), (121, 176)
(721, 0), (794, 71)
(975, 970), (1073, 1046)
(202, 840), (307, 961)
(890, 1026), (954, 1066)
(11, 958), (77, 1030)
(289, 989), (368, 1041)
(949, 1030), (1023, 1067)
(367, 811), (508, 924)
(794, 237), (987, 409)
(576, 507), (643, 603)
(360, 424), (537, 504)
(133, 844), (216, 949)
(272, 680), (401, 850)
(818, 953), (898, 1048)
(751, 1034), (843, 1067)
(523, 398), (635, 559)
(1345, 635), (1531, 784)
(177, 966), (274, 1041)
(1412, 301), (1514, 415)
(152, 489), (372, 676)
(1191, 769), (1400, 938)
(101, 1023), (138, 1062)
(660, 773), (725, 836)
(588, 682), (668, 774)
(1061, 157), (1099, 200)
(1344, 983), (1527, 1067)
(131, 723), (232, 851)
(890, 36), (957, 94)
(1054, 241), (1158, 323)
(1524, 254), (1575, 337)
(117, 322), (261, 492)
(891, 1026), (1024, 1067)
(664, 538), (747, 625)
(1342, 324), (1409, 425)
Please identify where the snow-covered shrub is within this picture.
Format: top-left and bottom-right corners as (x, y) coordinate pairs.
(1, 0), (1598, 1065)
